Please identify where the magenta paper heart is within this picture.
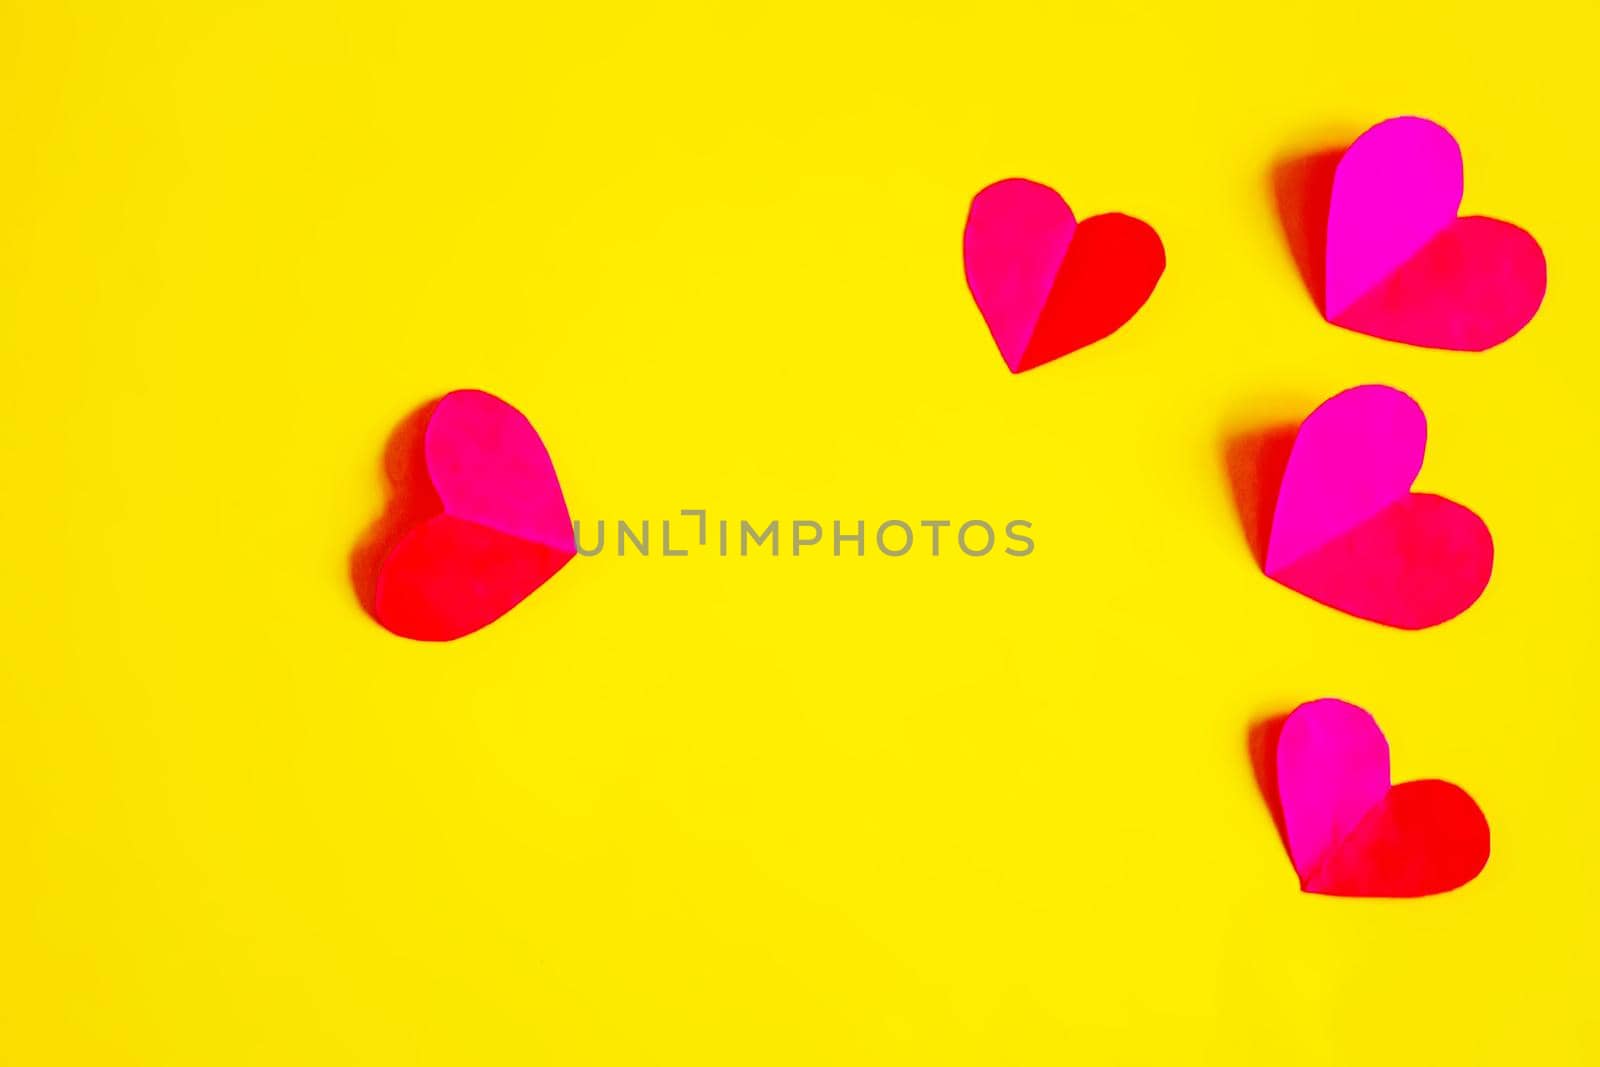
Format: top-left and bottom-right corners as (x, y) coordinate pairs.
(1324, 116), (1545, 351)
(1275, 699), (1490, 897)
(1265, 385), (1492, 629)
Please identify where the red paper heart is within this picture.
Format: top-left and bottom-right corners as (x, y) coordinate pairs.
(963, 179), (1165, 372)
(1275, 699), (1490, 897)
(365, 390), (576, 641)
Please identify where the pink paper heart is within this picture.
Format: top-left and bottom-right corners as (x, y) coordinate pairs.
(963, 178), (1164, 372)
(1265, 384), (1492, 629)
(373, 389), (575, 641)
(1324, 116), (1546, 351)
(1276, 699), (1490, 897)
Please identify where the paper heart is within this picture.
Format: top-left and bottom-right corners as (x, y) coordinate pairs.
(373, 389), (576, 641)
(963, 178), (1164, 372)
(1324, 116), (1546, 351)
(1265, 384), (1492, 629)
(1275, 699), (1490, 897)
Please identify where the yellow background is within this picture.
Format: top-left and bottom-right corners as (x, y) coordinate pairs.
(2, 1), (1597, 1063)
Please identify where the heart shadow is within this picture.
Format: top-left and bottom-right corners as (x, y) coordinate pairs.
(1247, 713), (1292, 858)
(349, 398), (443, 621)
(1270, 148), (1343, 316)
(1222, 423), (1297, 569)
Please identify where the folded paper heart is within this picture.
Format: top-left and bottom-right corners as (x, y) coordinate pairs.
(373, 389), (576, 641)
(1275, 699), (1490, 897)
(1324, 116), (1546, 351)
(963, 178), (1165, 372)
(1265, 384), (1492, 629)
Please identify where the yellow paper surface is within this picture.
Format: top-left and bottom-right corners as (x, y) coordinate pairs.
(1, 2), (1596, 1063)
